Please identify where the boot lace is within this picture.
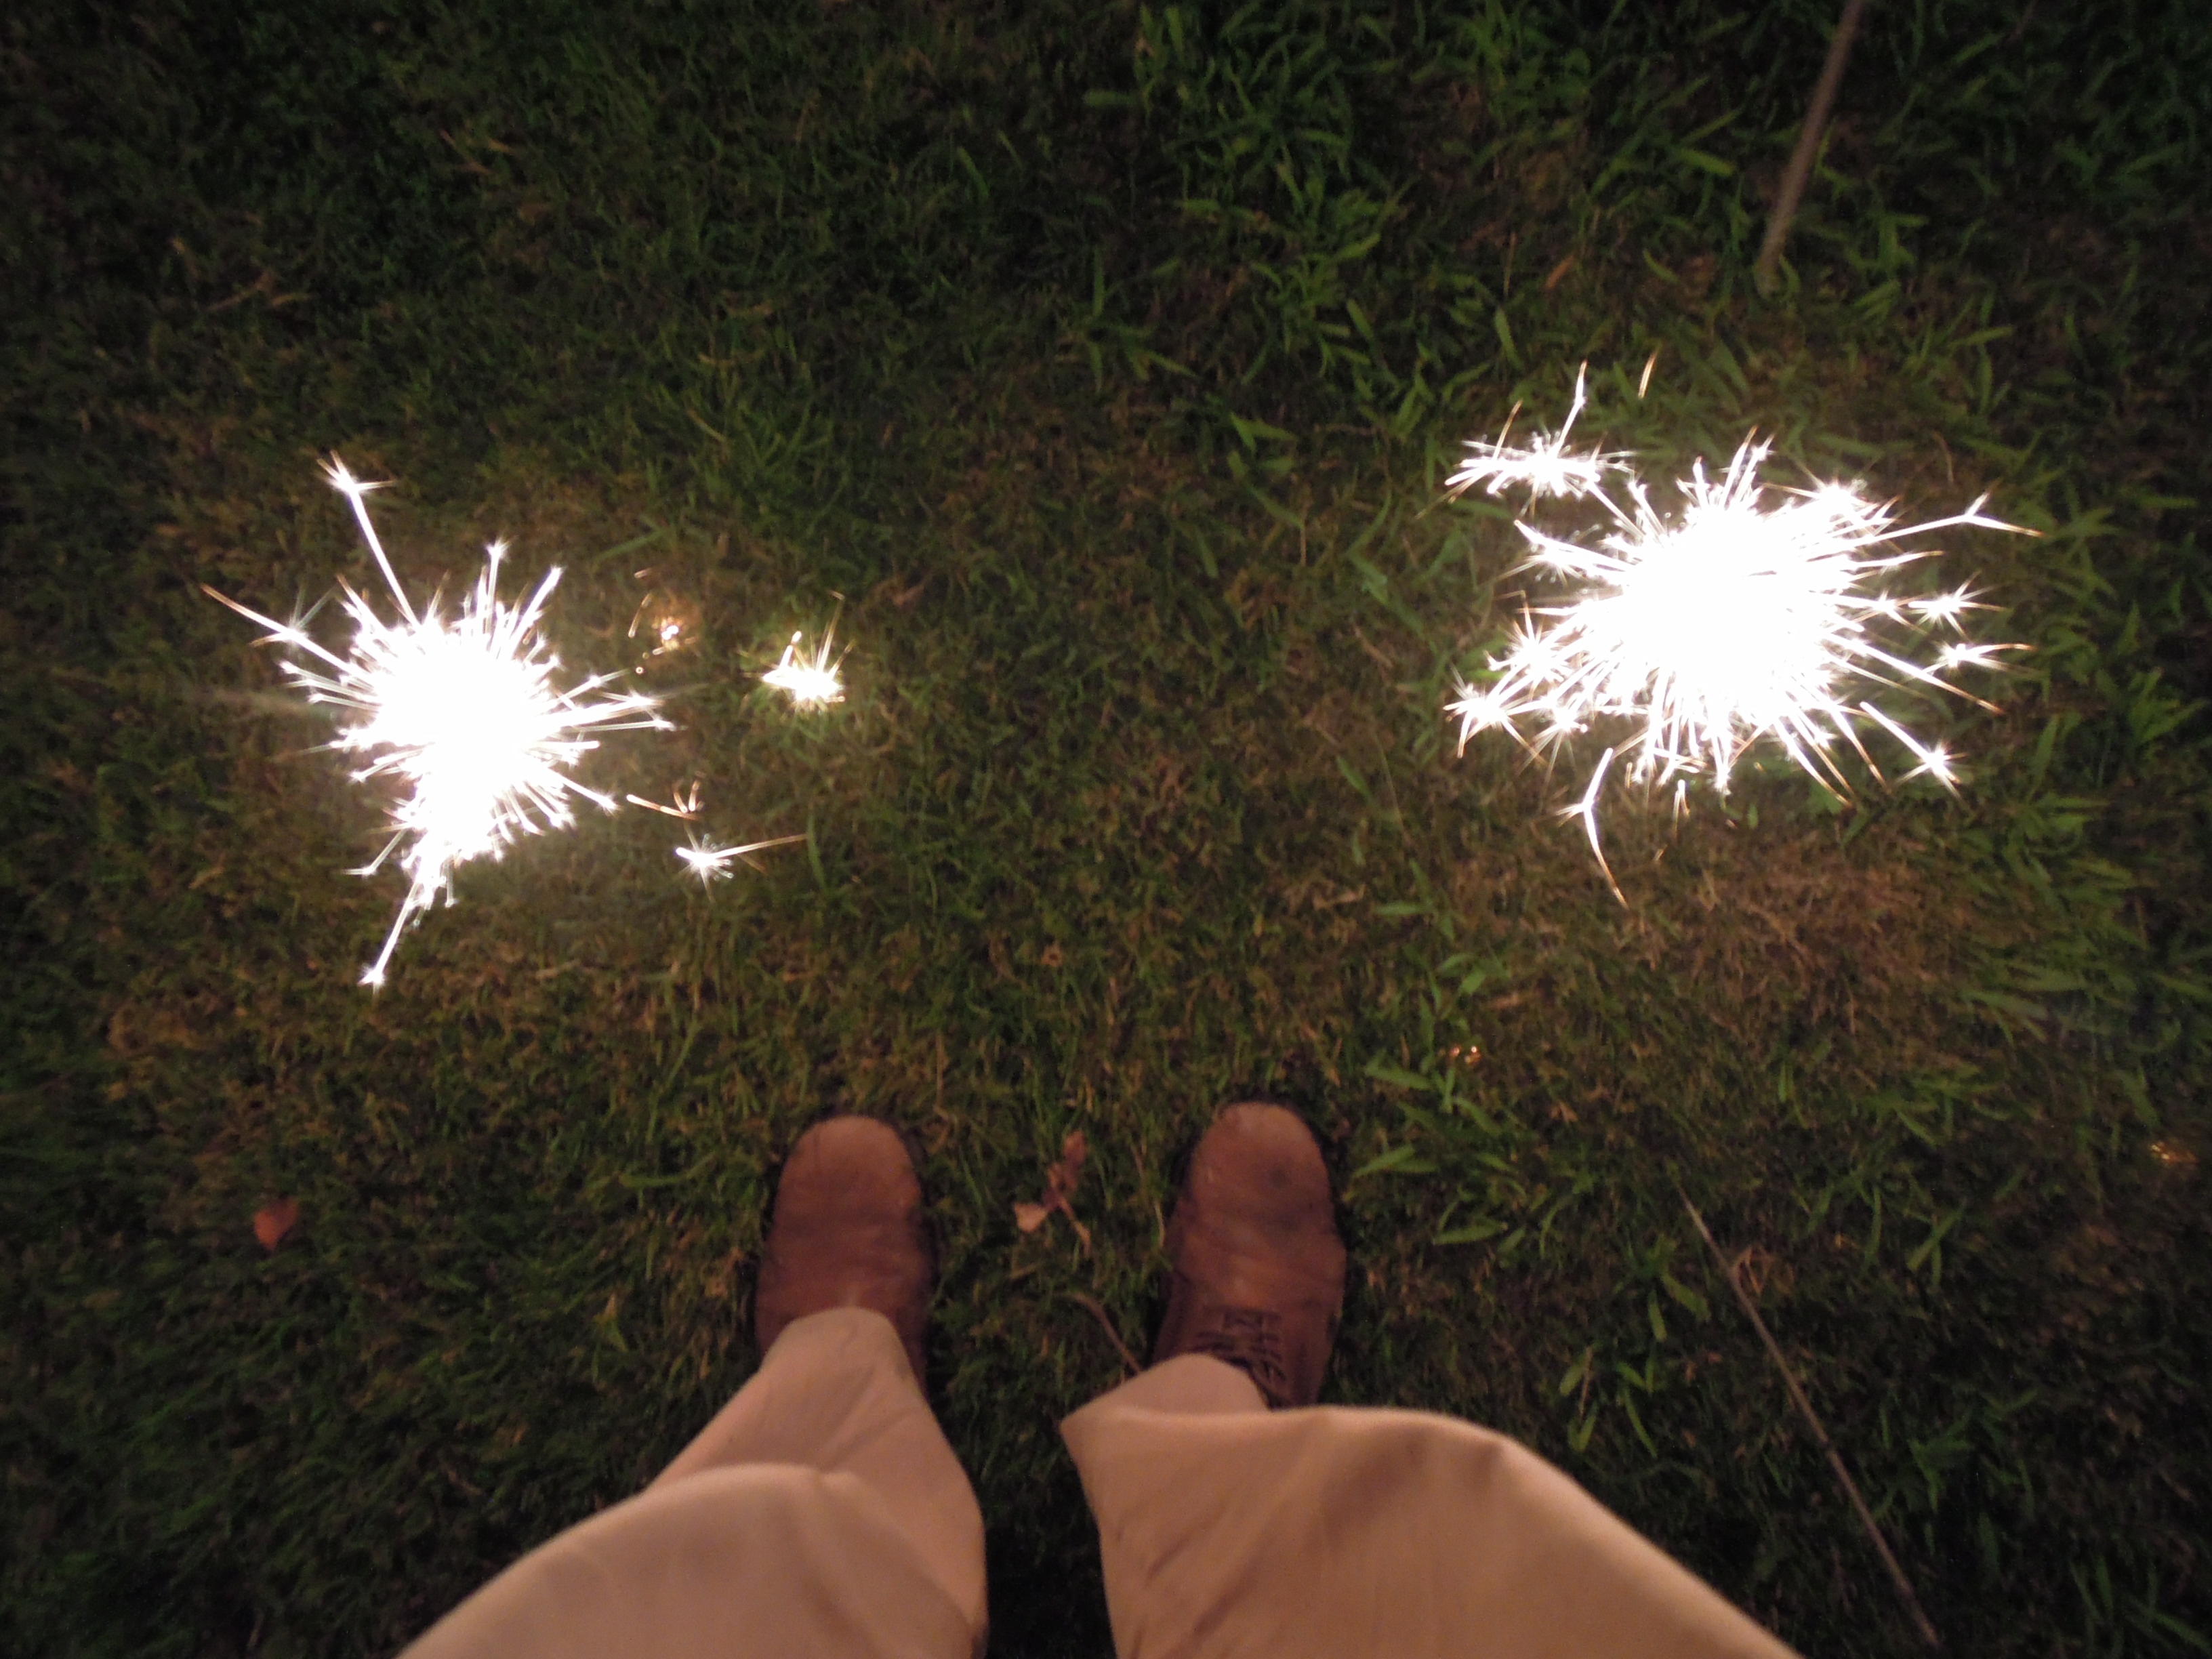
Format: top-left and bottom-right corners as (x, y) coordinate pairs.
(1187, 1306), (1294, 1408)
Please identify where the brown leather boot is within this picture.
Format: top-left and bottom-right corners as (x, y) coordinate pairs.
(755, 1115), (935, 1384)
(1153, 1103), (1347, 1408)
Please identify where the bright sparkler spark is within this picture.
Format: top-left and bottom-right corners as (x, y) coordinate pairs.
(1447, 427), (2028, 897)
(626, 577), (697, 666)
(626, 781), (703, 820)
(207, 457), (670, 986)
(1448, 365), (1626, 501)
(762, 628), (845, 707)
(676, 833), (806, 884)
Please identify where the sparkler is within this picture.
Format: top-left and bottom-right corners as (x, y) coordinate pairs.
(207, 458), (670, 986)
(1447, 397), (2028, 899)
(762, 627), (845, 707)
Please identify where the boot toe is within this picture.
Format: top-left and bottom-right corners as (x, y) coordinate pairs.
(756, 1115), (935, 1382)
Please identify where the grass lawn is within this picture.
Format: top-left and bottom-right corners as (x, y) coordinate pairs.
(5, 1), (2209, 1654)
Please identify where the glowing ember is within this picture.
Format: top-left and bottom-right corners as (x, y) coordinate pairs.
(207, 458), (668, 985)
(1448, 421), (2028, 899)
(1447, 365), (1625, 501)
(676, 833), (806, 884)
(626, 782), (703, 820)
(762, 628), (844, 707)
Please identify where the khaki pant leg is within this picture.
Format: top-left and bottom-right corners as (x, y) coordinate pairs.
(402, 1309), (985, 1659)
(1061, 1355), (1797, 1659)
(651, 1306), (987, 1633)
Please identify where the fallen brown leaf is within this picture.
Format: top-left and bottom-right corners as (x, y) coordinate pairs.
(1013, 1130), (1092, 1250)
(1047, 1130), (1088, 1201)
(254, 1197), (300, 1252)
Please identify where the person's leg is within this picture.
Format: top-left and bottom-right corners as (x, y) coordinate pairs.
(1084, 1350), (1268, 1418)
(1061, 1103), (1795, 1659)
(649, 1113), (985, 1625)
(649, 1304), (985, 1629)
(403, 1460), (974, 1659)
(402, 1117), (985, 1659)
(1065, 1357), (1795, 1659)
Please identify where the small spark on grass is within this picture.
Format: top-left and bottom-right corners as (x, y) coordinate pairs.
(676, 833), (806, 884)
(207, 457), (669, 986)
(626, 781), (703, 820)
(1446, 408), (2029, 898)
(763, 626), (845, 707)
(1448, 365), (1625, 501)
(626, 575), (697, 669)
(1561, 746), (1626, 906)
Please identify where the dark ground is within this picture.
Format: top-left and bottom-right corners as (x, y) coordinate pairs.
(5, 2), (2209, 1655)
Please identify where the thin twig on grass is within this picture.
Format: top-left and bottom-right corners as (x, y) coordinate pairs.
(1677, 1182), (1943, 1650)
(1755, 0), (1875, 293)
(1069, 1292), (1142, 1376)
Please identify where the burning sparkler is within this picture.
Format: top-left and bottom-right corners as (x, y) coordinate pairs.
(207, 458), (670, 986)
(1446, 400), (2027, 899)
(762, 627), (845, 707)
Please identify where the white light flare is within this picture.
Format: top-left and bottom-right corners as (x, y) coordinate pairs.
(1448, 365), (1626, 501)
(207, 457), (670, 986)
(676, 833), (806, 884)
(1447, 430), (2029, 897)
(762, 628), (845, 707)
